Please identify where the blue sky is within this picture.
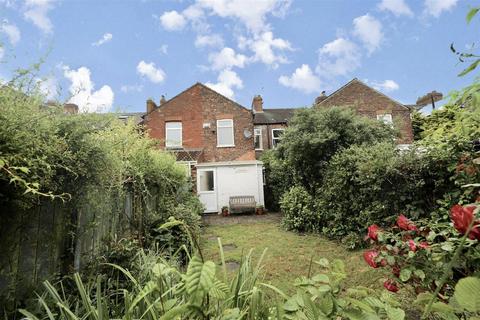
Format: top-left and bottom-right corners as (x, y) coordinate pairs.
(0, 0), (478, 113)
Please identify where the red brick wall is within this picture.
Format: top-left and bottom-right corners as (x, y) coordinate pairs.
(317, 80), (414, 144)
(144, 83), (255, 162)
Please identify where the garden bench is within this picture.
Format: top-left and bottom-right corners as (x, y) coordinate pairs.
(229, 196), (256, 213)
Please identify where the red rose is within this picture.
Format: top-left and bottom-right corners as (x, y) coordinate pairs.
(408, 240), (416, 252)
(392, 265), (401, 277)
(397, 214), (417, 231)
(419, 241), (429, 249)
(367, 224), (381, 241)
(451, 205), (474, 234)
(363, 250), (379, 268)
(383, 279), (399, 293)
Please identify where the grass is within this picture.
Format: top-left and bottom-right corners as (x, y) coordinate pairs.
(200, 214), (387, 293)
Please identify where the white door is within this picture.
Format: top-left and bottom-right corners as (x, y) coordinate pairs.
(197, 168), (217, 213)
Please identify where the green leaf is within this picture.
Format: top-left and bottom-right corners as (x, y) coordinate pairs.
(466, 7), (480, 23)
(458, 59), (480, 77)
(400, 269), (412, 282)
(413, 269), (425, 280)
(312, 274), (330, 283)
(385, 305), (405, 320)
(318, 294), (334, 316)
(453, 277), (480, 312)
(284, 298), (299, 312)
(186, 256), (216, 300)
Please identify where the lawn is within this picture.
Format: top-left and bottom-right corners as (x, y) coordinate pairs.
(200, 213), (387, 293)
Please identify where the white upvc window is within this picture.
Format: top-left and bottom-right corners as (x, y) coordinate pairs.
(217, 119), (234, 147)
(272, 128), (285, 148)
(165, 122), (182, 148)
(254, 128), (263, 150)
(377, 114), (393, 126)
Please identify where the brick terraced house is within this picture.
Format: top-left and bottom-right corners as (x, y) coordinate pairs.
(143, 83), (264, 213)
(142, 79), (414, 213)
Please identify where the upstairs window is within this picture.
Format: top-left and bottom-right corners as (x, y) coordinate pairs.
(217, 119), (234, 147)
(165, 122), (182, 148)
(377, 114), (393, 126)
(254, 128), (263, 150)
(272, 128), (285, 148)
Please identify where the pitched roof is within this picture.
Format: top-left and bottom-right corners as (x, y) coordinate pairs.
(117, 112), (145, 124)
(253, 108), (297, 124)
(147, 82), (250, 116)
(317, 78), (409, 110)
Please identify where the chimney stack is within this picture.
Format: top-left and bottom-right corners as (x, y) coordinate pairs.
(314, 91), (327, 105)
(146, 99), (157, 114)
(64, 103), (79, 114)
(160, 95), (167, 105)
(252, 95), (263, 113)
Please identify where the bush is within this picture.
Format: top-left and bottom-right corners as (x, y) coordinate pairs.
(280, 185), (319, 232)
(362, 203), (480, 299)
(317, 142), (454, 247)
(264, 107), (396, 201)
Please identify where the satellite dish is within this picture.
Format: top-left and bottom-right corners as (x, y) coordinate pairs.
(243, 129), (252, 138)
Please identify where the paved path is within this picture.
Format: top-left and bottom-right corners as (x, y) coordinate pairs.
(202, 212), (282, 226)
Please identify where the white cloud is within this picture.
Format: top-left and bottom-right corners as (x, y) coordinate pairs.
(23, 0), (56, 34)
(371, 79), (400, 92)
(136, 60), (166, 83)
(239, 31), (292, 68)
(205, 69), (243, 99)
(316, 38), (361, 77)
(158, 10), (187, 31)
(158, 44), (168, 54)
(208, 47), (247, 70)
(352, 14), (383, 54)
(36, 76), (57, 99)
(120, 84), (144, 93)
(0, 46), (4, 60)
(92, 33), (112, 46)
(195, 33), (224, 48)
(278, 64), (321, 94)
(424, 0), (458, 17)
(197, 0), (291, 33)
(378, 0), (413, 17)
(63, 66), (114, 113)
(1, 20), (21, 45)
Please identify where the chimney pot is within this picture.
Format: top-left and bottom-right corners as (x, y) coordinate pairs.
(314, 91), (327, 105)
(252, 94), (263, 113)
(146, 99), (157, 114)
(160, 95), (166, 105)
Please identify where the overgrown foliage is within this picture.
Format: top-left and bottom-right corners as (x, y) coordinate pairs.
(262, 107), (395, 205)
(0, 71), (203, 312)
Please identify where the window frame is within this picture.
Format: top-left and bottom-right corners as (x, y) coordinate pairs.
(197, 169), (216, 193)
(376, 113), (393, 126)
(165, 121), (182, 148)
(271, 128), (285, 148)
(216, 119), (235, 147)
(254, 127), (263, 150)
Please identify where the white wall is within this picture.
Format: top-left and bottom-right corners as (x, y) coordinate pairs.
(196, 162), (264, 212)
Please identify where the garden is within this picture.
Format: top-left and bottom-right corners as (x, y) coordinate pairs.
(1, 7), (480, 320)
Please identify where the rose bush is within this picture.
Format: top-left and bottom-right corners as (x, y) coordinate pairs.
(363, 203), (480, 296)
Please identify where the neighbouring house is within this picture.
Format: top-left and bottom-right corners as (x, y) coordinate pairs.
(143, 83), (264, 213)
(314, 78), (414, 145)
(251, 95), (296, 159)
(251, 78), (414, 160)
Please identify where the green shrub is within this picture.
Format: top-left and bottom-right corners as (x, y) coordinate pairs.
(275, 107), (396, 194)
(317, 142), (453, 246)
(280, 185), (319, 232)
